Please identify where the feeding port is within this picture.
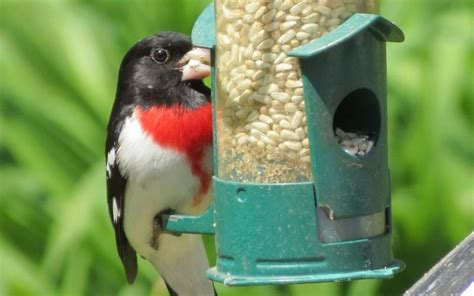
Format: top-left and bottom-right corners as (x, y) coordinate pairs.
(333, 88), (380, 156)
(215, 0), (379, 182)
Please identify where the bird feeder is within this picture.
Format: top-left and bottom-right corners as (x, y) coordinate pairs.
(163, 1), (405, 286)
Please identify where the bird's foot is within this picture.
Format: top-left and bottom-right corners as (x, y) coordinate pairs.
(150, 209), (182, 249)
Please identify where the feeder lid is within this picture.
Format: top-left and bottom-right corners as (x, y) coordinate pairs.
(289, 13), (404, 59)
(191, 3), (215, 49)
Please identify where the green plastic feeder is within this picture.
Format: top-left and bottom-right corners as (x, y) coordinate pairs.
(163, 4), (405, 286)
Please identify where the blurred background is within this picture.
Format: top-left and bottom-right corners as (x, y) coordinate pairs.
(0, 0), (472, 295)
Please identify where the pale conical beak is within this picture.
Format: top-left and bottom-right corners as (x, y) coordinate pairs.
(176, 47), (211, 81)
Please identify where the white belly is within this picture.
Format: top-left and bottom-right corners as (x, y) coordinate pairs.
(117, 114), (212, 258)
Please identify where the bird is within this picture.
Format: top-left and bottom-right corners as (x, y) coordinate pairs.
(105, 32), (215, 296)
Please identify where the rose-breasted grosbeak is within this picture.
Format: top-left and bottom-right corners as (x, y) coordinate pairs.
(105, 32), (215, 295)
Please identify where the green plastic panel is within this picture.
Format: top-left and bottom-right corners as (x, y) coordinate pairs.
(191, 3), (215, 49)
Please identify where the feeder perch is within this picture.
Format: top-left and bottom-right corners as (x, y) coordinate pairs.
(164, 3), (405, 286)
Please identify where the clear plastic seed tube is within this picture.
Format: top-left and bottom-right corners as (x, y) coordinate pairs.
(215, 0), (378, 183)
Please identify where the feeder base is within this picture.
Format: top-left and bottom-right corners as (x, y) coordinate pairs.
(207, 260), (405, 286)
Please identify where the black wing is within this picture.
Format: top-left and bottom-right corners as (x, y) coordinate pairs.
(105, 113), (137, 284)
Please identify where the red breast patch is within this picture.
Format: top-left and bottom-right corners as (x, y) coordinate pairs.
(136, 103), (213, 205)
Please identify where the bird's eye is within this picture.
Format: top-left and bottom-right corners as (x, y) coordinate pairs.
(151, 48), (169, 64)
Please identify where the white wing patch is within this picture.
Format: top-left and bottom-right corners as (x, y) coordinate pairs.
(106, 148), (116, 177)
(112, 197), (121, 223)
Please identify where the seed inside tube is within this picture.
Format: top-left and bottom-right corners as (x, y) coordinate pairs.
(216, 0), (377, 182)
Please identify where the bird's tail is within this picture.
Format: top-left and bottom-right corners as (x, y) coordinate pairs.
(150, 233), (215, 296)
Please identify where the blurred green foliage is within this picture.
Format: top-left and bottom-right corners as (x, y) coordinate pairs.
(0, 0), (472, 295)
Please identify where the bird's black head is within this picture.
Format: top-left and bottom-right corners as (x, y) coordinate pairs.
(116, 32), (211, 108)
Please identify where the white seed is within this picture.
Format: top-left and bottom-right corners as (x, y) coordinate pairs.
(271, 114), (287, 123)
(275, 10), (286, 20)
(278, 29), (296, 44)
(284, 141), (303, 151)
(324, 0), (343, 7)
(281, 44), (292, 52)
(284, 103), (298, 113)
(248, 136), (258, 145)
(315, 5), (332, 16)
(343, 146), (358, 155)
(335, 127), (346, 138)
(295, 127), (306, 139)
(287, 71), (298, 80)
(280, 21), (297, 31)
(301, 5), (313, 16)
(230, 44), (239, 61)
(249, 30), (266, 44)
(229, 88), (239, 100)
(243, 14), (254, 23)
(261, 135), (277, 146)
(291, 95), (304, 104)
(302, 23), (320, 33)
(290, 39), (300, 47)
(331, 6), (346, 18)
(271, 92), (290, 103)
(340, 10), (353, 19)
(271, 100), (283, 108)
(257, 38), (275, 50)
(275, 63), (293, 72)
(302, 13), (320, 23)
(280, 0), (293, 10)
(262, 9), (276, 23)
(250, 128), (265, 138)
(237, 135), (249, 145)
(235, 109), (248, 119)
(262, 53), (275, 63)
(245, 2), (260, 13)
(245, 69), (255, 78)
(252, 93), (270, 104)
(290, 2), (306, 15)
(252, 121), (270, 132)
(268, 107), (279, 116)
(264, 22), (280, 31)
(294, 88), (304, 95)
(223, 7), (244, 20)
(256, 60), (271, 69)
(252, 70), (265, 81)
(346, 132), (357, 138)
(279, 119), (291, 129)
(291, 111), (304, 128)
(283, 56), (297, 64)
(259, 114), (273, 124)
(327, 18), (341, 26)
(254, 6), (267, 19)
(301, 155), (311, 162)
(246, 110), (259, 122)
(303, 138), (309, 148)
(281, 129), (299, 141)
(285, 79), (304, 88)
(267, 83), (279, 93)
(298, 148), (310, 156)
(297, 32), (311, 40)
(238, 79), (252, 90)
(285, 14), (300, 21)
(367, 140), (374, 152)
(274, 52), (287, 64)
(275, 72), (287, 80)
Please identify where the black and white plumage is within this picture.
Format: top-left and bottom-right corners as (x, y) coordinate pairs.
(105, 32), (215, 296)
